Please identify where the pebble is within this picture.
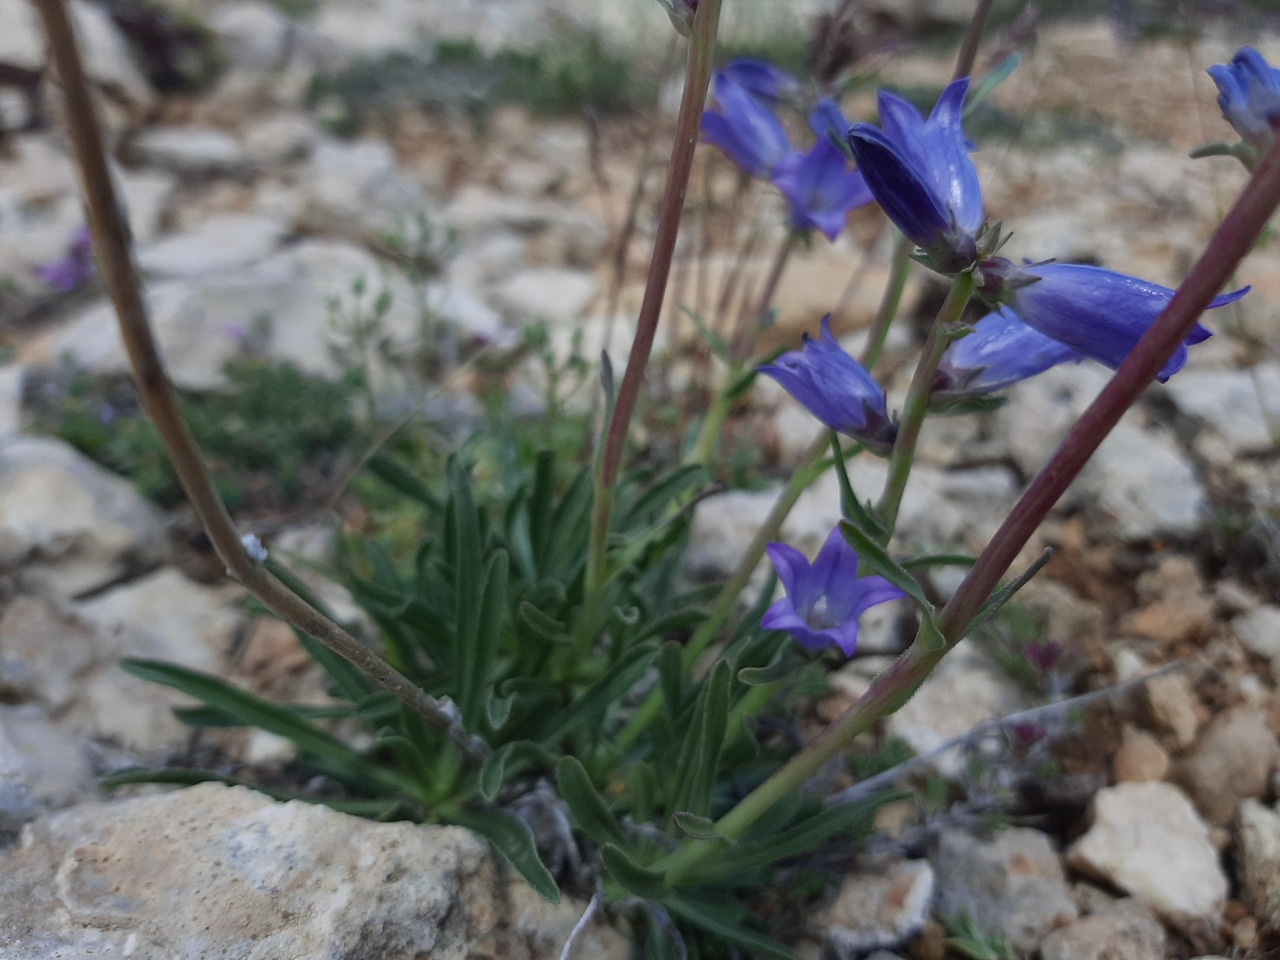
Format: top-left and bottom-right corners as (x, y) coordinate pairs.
(1141, 671), (1202, 747)
(817, 859), (934, 956)
(490, 268), (600, 323)
(1120, 555), (1216, 645)
(132, 127), (246, 175)
(1038, 899), (1167, 960)
(930, 827), (1078, 952)
(1112, 728), (1169, 783)
(1067, 781), (1227, 925)
(1233, 605), (1280, 664)
(137, 214), (288, 279)
(1174, 705), (1279, 825)
(1166, 368), (1274, 455)
(1236, 800), (1280, 928)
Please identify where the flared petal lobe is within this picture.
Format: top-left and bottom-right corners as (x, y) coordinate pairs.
(718, 58), (803, 104)
(758, 316), (896, 452)
(1001, 263), (1248, 382)
(772, 139), (874, 240)
(763, 528), (906, 656)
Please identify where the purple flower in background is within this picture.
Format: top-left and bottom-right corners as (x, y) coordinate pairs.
(933, 306), (1085, 399)
(37, 226), (94, 292)
(990, 261), (1248, 381)
(773, 138), (873, 239)
(1208, 47), (1280, 151)
(702, 69), (872, 240)
(759, 315), (896, 454)
(848, 78), (984, 269)
(702, 74), (791, 178)
(763, 527), (906, 657)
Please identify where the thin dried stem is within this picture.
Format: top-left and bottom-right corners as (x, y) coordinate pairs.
(35, 0), (487, 767)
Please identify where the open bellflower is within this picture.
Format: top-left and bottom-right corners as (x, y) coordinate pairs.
(702, 72), (872, 240)
(989, 261), (1248, 381)
(759, 315), (896, 454)
(763, 527), (906, 657)
(847, 79), (984, 271)
(933, 306), (1084, 399)
(1208, 47), (1280, 153)
(37, 225), (95, 292)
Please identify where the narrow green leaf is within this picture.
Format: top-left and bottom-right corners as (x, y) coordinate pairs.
(450, 808), (560, 904)
(961, 548), (1054, 640)
(680, 305), (731, 364)
(600, 844), (670, 899)
(666, 893), (795, 959)
(657, 641), (685, 712)
(672, 811), (729, 843)
(365, 451), (443, 509)
(830, 432), (883, 538)
(536, 642), (659, 747)
(838, 520), (934, 614)
(966, 53), (1020, 111)
(901, 552), (978, 570)
(459, 550), (507, 726)
(555, 757), (626, 847)
(517, 601), (569, 643)
(120, 659), (406, 793)
(485, 687), (516, 729)
(736, 647), (792, 686)
(477, 740), (557, 801)
(671, 660), (730, 820)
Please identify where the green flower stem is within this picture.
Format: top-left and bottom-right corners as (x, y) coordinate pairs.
(614, 430), (830, 751)
(664, 130), (1280, 893)
(582, 0), (724, 646)
(689, 362), (742, 466)
(875, 270), (975, 536)
(859, 233), (912, 371)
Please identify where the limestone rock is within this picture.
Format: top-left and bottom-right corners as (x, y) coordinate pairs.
(818, 859), (934, 956)
(1141, 671), (1201, 747)
(930, 828), (1077, 952)
(1067, 782), (1227, 925)
(137, 214), (288, 279)
(1236, 799), (1280, 927)
(1167, 368), (1274, 455)
(210, 1), (295, 69)
(1234, 604), (1280, 662)
(1112, 728), (1169, 783)
(1039, 899), (1167, 960)
(0, 783), (629, 960)
(1174, 706), (1278, 825)
(0, 435), (168, 597)
(300, 139), (432, 236)
(0, 706), (94, 833)
(132, 126), (246, 175)
(490, 267), (599, 323)
(1120, 555), (1215, 645)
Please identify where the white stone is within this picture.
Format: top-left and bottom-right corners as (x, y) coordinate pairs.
(1067, 782), (1227, 925)
(40, 240), (421, 390)
(211, 1), (294, 69)
(242, 113), (318, 165)
(300, 139), (432, 236)
(0, 706), (94, 831)
(137, 214), (288, 279)
(0, 435), (168, 597)
(0, 783), (629, 959)
(820, 859), (934, 955)
(132, 127), (245, 175)
(0, 364), (21, 437)
(1234, 605), (1280, 662)
(1167, 368), (1274, 455)
(1237, 800), (1280, 927)
(490, 267), (599, 323)
(1084, 421), (1205, 538)
(117, 169), (176, 244)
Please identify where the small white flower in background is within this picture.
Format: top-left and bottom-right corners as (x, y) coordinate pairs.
(241, 533), (268, 562)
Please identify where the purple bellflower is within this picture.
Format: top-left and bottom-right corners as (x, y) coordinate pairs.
(702, 71), (872, 241)
(988, 260), (1248, 382)
(763, 527), (906, 657)
(1208, 47), (1280, 153)
(847, 78), (984, 271)
(37, 225), (95, 292)
(933, 306), (1085, 399)
(759, 315), (897, 454)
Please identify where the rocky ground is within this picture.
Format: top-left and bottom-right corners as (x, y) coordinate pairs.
(0, 0), (1279, 958)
